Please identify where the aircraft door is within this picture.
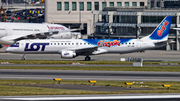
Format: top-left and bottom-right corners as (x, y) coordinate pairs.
(137, 40), (141, 48)
(19, 41), (26, 51)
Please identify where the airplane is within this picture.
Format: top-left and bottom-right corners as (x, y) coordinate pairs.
(6, 16), (172, 61)
(0, 22), (83, 48)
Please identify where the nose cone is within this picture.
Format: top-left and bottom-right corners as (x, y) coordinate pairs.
(5, 47), (11, 52)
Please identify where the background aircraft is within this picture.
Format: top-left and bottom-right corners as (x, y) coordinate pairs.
(0, 22), (82, 48)
(6, 16), (172, 61)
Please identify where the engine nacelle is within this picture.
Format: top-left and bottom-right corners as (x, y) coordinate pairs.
(61, 51), (76, 59)
(0, 45), (3, 49)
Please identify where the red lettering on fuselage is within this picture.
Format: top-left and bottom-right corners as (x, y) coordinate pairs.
(47, 25), (65, 30)
(157, 20), (169, 36)
(97, 40), (120, 47)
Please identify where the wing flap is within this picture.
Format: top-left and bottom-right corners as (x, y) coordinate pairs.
(61, 45), (107, 55)
(12, 29), (80, 41)
(62, 46), (98, 52)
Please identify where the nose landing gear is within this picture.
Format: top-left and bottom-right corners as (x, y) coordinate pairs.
(21, 54), (25, 60)
(85, 56), (91, 61)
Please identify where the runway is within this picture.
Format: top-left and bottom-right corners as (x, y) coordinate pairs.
(0, 64), (132, 67)
(1, 69), (180, 81)
(1, 50), (180, 62)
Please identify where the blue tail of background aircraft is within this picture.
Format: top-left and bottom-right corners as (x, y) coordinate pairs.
(142, 16), (173, 41)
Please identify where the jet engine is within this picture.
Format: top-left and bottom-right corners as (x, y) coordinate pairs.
(61, 51), (76, 58)
(0, 45), (3, 49)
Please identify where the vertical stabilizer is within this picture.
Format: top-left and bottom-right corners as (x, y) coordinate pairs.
(141, 16), (173, 42)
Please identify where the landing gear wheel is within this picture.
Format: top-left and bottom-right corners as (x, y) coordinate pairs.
(21, 57), (25, 60)
(21, 54), (25, 60)
(85, 56), (91, 61)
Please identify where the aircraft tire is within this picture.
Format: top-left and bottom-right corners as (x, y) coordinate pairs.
(85, 56), (91, 61)
(21, 58), (25, 60)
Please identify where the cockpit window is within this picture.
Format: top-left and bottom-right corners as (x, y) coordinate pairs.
(14, 42), (19, 45)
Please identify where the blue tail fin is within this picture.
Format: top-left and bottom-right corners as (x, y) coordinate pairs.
(142, 16), (173, 41)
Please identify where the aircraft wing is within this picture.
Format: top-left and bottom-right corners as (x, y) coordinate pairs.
(1, 25), (83, 42)
(1, 30), (60, 43)
(62, 46), (99, 53)
(61, 41), (106, 55)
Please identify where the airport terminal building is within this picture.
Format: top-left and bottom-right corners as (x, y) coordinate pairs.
(45, 0), (180, 50)
(93, 8), (180, 51)
(45, 0), (147, 35)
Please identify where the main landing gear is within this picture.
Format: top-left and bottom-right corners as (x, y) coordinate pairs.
(85, 56), (91, 61)
(21, 54), (25, 60)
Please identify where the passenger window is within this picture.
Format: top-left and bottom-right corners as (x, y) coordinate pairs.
(129, 43), (131, 44)
(80, 43), (82, 45)
(68, 43), (70, 45)
(61, 43), (63, 45)
(58, 43), (59, 45)
(54, 43), (56, 45)
(84, 43), (86, 45)
(72, 43), (74, 45)
(76, 43), (78, 45)
(133, 43), (134, 44)
(51, 43), (52, 45)
(65, 43), (67, 45)
(122, 43), (124, 44)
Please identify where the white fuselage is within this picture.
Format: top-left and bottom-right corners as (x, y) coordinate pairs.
(6, 39), (156, 56)
(0, 22), (72, 45)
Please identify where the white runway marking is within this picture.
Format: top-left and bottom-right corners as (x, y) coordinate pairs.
(2, 95), (180, 100)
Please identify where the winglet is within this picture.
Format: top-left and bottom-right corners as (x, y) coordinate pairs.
(77, 23), (84, 30)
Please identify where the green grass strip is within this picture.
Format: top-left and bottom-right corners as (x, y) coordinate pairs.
(1, 79), (180, 96)
(1, 66), (180, 72)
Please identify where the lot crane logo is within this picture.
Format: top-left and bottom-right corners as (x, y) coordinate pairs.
(157, 20), (169, 37)
(24, 43), (49, 51)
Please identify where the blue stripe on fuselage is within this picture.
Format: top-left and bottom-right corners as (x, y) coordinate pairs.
(83, 39), (132, 43)
(10, 45), (19, 47)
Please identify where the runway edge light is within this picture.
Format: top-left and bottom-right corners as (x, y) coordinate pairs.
(88, 80), (96, 86)
(124, 82), (133, 88)
(162, 84), (170, 90)
(53, 78), (61, 84)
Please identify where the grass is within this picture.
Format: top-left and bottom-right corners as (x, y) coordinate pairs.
(0, 79), (180, 96)
(0, 59), (180, 65)
(1, 66), (180, 72)
(0, 85), (102, 96)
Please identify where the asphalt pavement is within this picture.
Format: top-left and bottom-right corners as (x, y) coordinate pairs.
(0, 48), (180, 61)
(1, 69), (180, 81)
